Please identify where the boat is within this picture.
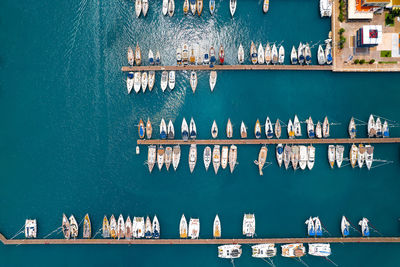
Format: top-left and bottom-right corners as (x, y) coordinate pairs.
(213, 215), (221, 238)
(383, 120), (389, 137)
(125, 216), (132, 239)
(265, 43), (271, 64)
(307, 145), (315, 170)
(315, 121), (322, 138)
(209, 71), (217, 91)
(155, 50), (161, 65)
(271, 44), (278, 64)
(320, 0), (333, 17)
(298, 42), (305, 65)
(188, 218), (200, 239)
(305, 43), (311, 65)
(196, 0), (203, 15)
(283, 145), (291, 169)
(218, 245), (242, 259)
(110, 215), (117, 239)
(365, 145), (374, 170)
(182, 43), (189, 65)
(135, 43), (141, 66)
(221, 146), (229, 169)
(274, 119), (281, 139)
(257, 145), (267, 175)
(219, 45), (225, 64)
(336, 145), (344, 168)
(127, 72), (134, 94)
(145, 216), (152, 238)
(160, 118), (167, 139)
(240, 121), (247, 138)
(117, 215), (125, 239)
(62, 214), (70, 239)
(203, 146), (211, 171)
(278, 45), (285, 64)
(203, 50), (210, 65)
(308, 243), (331, 257)
(168, 0), (175, 17)
(212, 145), (221, 174)
(190, 71), (197, 93)
(141, 72), (148, 93)
(359, 218), (370, 237)
(368, 114), (376, 137)
(325, 42), (332, 64)
(189, 47), (196, 64)
(83, 214), (91, 239)
(314, 217), (323, 236)
(290, 46), (298, 64)
(165, 146), (172, 170)
(134, 72), (141, 93)
(226, 118), (233, 138)
(250, 42), (258, 64)
(167, 120), (175, 139)
(209, 0), (216, 15)
(317, 45), (326, 65)
(180, 214), (188, 238)
(305, 217), (315, 236)
(358, 144), (366, 168)
(209, 46), (216, 66)
(189, 144), (197, 173)
(323, 116), (330, 138)
(162, 0), (168, 15)
(229, 145), (237, 173)
(160, 71), (168, 92)
(348, 117), (356, 138)
(157, 146), (165, 171)
(341, 216), (350, 237)
(102, 216), (110, 238)
(263, 0), (269, 13)
(276, 144), (283, 167)
(294, 115), (302, 137)
(176, 47), (182, 65)
(142, 0), (149, 16)
(252, 244), (277, 258)
(183, 0), (189, 14)
(69, 215), (78, 239)
(189, 118), (197, 139)
(350, 144), (358, 168)
(133, 217), (145, 238)
(190, 0), (196, 15)
(328, 145), (335, 168)
(376, 118), (382, 137)
(152, 215), (160, 239)
(265, 117), (273, 138)
(127, 47), (134, 66)
(238, 44), (245, 64)
(242, 214), (256, 237)
(182, 118), (189, 141)
(147, 145), (156, 173)
(148, 49), (154, 65)
(230, 0), (237, 17)
(299, 145), (308, 170)
(148, 71), (155, 91)
(211, 120), (218, 138)
(291, 145), (299, 170)
(287, 119), (295, 139)
(254, 119), (262, 139)
(168, 71), (175, 90)
(307, 116), (315, 138)
(172, 145), (181, 171)
(258, 43), (265, 64)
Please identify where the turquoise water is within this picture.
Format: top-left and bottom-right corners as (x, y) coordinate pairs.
(1, 0), (400, 266)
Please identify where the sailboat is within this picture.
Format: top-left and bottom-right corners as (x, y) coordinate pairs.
(328, 145), (335, 168)
(133, 217), (145, 238)
(283, 145), (291, 170)
(152, 215), (160, 239)
(336, 145), (344, 168)
(180, 214), (188, 238)
(359, 218), (370, 237)
(127, 47), (134, 66)
(141, 72), (148, 93)
(155, 51), (161, 65)
(168, 0), (175, 17)
(203, 146), (212, 171)
(307, 116), (315, 138)
(126, 72), (134, 94)
(265, 43), (271, 64)
(142, 0), (149, 16)
(368, 114), (376, 137)
(323, 116), (330, 138)
(299, 145), (308, 170)
(183, 0), (189, 14)
(209, 46), (216, 66)
(358, 144), (366, 168)
(275, 119), (281, 138)
(294, 115), (302, 137)
(218, 245), (242, 259)
(265, 117), (273, 138)
(117, 214), (125, 239)
(190, 0), (196, 15)
(305, 217), (315, 236)
(376, 118), (382, 137)
(190, 118), (197, 139)
(168, 71), (175, 90)
(257, 145), (268, 176)
(250, 41), (258, 64)
(146, 119), (152, 139)
(157, 146), (165, 171)
(181, 118), (189, 141)
(278, 45), (285, 64)
(291, 146), (299, 170)
(135, 43), (142, 66)
(213, 145), (221, 174)
(188, 218), (200, 239)
(254, 119), (262, 139)
(221, 146), (229, 169)
(160, 118), (167, 139)
(252, 244), (277, 258)
(263, 0), (269, 13)
(213, 215), (221, 238)
(176, 47), (182, 65)
(238, 44), (245, 64)
(317, 44), (326, 65)
(110, 215), (117, 239)
(287, 119), (295, 139)
(226, 119), (233, 138)
(189, 144), (197, 173)
(165, 146), (172, 171)
(102, 216), (110, 238)
(161, 71), (168, 92)
(172, 145), (181, 171)
(276, 144), (283, 167)
(209, 0), (216, 15)
(148, 71), (155, 91)
(209, 71), (217, 91)
(219, 45), (225, 64)
(298, 42), (304, 65)
(145, 216), (152, 238)
(211, 120), (218, 138)
(162, 0), (168, 15)
(383, 120), (389, 137)
(258, 43), (265, 64)
(167, 120), (175, 139)
(341, 216), (350, 237)
(307, 145), (315, 170)
(305, 43), (311, 65)
(325, 42), (332, 64)
(290, 46), (298, 64)
(240, 121), (247, 138)
(196, 0), (203, 16)
(350, 144), (358, 168)
(348, 117), (356, 138)
(230, 0), (237, 17)
(125, 216), (132, 239)
(315, 121), (322, 138)
(148, 49), (154, 65)
(148, 145), (156, 173)
(190, 71), (197, 93)
(83, 214), (91, 239)
(62, 214), (71, 239)
(134, 72), (141, 93)
(271, 43), (278, 64)
(69, 215), (78, 239)
(182, 44), (189, 64)
(314, 217), (323, 236)
(365, 145), (374, 170)
(229, 145), (237, 173)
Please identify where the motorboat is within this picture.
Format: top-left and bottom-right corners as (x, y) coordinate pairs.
(314, 217), (323, 236)
(238, 44), (245, 64)
(230, 0), (237, 17)
(172, 145), (181, 171)
(197, 0), (203, 16)
(161, 71), (168, 92)
(204, 146), (212, 171)
(299, 145), (308, 170)
(307, 145), (315, 170)
(258, 43), (265, 64)
(240, 121), (247, 138)
(315, 121), (322, 138)
(229, 145), (237, 173)
(243, 214), (256, 237)
(183, 0), (189, 14)
(383, 120), (389, 137)
(152, 215), (160, 239)
(254, 119), (262, 139)
(190, 71), (198, 93)
(117, 214), (125, 239)
(359, 218), (370, 237)
(271, 43), (278, 64)
(250, 42), (258, 64)
(157, 146), (165, 171)
(365, 145), (374, 170)
(102, 216), (110, 238)
(341, 216), (350, 237)
(168, 0), (175, 17)
(126, 72), (134, 94)
(325, 42), (332, 64)
(213, 214), (221, 238)
(189, 117), (197, 139)
(265, 117), (273, 138)
(317, 45), (326, 65)
(219, 45), (225, 64)
(287, 119), (295, 139)
(368, 114), (376, 137)
(252, 243), (277, 258)
(145, 216), (152, 238)
(133, 217), (145, 238)
(209, 0), (216, 15)
(83, 213), (91, 239)
(226, 118), (233, 138)
(188, 218), (200, 239)
(213, 145), (221, 174)
(283, 145), (291, 170)
(305, 43), (311, 65)
(155, 50), (161, 65)
(323, 116), (330, 138)
(349, 117), (356, 138)
(209, 71), (217, 91)
(110, 215), (117, 239)
(180, 214), (188, 238)
(291, 145), (299, 170)
(141, 72), (148, 92)
(167, 120), (175, 139)
(189, 144), (197, 173)
(298, 42), (305, 65)
(305, 217), (315, 236)
(165, 146), (172, 171)
(160, 118), (167, 139)
(190, 0), (196, 15)
(125, 216), (132, 239)
(218, 244), (242, 259)
(290, 46), (298, 64)
(189, 47), (196, 64)
(320, 0), (333, 17)
(211, 120), (218, 138)
(336, 145), (344, 168)
(278, 45), (285, 64)
(265, 43), (271, 64)
(134, 72), (141, 93)
(328, 145), (335, 168)
(221, 146), (229, 169)
(168, 71), (175, 90)
(263, 0), (269, 13)
(308, 243), (331, 257)
(127, 46), (134, 66)
(62, 214), (70, 239)
(148, 145), (156, 173)
(69, 215), (78, 239)
(181, 118), (189, 141)
(358, 144), (366, 168)
(176, 47), (182, 65)
(257, 145), (267, 175)
(276, 144), (283, 167)
(294, 115), (302, 137)
(142, 0), (149, 16)
(350, 144), (358, 168)
(162, 0), (168, 15)
(307, 116), (315, 138)
(135, 43), (142, 66)
(209, 46), (216, 66)
(148, 49), (154, 65)
(148, 71), (155, 91)
(376, 118), (382, 137)
(281, 243), (306, 258)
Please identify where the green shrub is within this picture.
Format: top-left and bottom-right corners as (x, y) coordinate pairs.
(360, 59), (366, 64)
(339, 13), (344, 22)
(339, 28), (345, 34)
(380, 50), (392, 57)
(369, 59), (375, 64)
(354, 59), (360, 64)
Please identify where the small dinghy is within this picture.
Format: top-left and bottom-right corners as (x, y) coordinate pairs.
(213, 214), (221, 238)
(307, 116), (315, 138)
(172, 145), (181, 171)
(221, 146), (229, 169)
(212, 145), (221, 174)
(209, 71), (217, 91)
(162, 0), (169, 15)
(189, 117), (197, 139)
(328, 145), (335, 168)
(348, 117), (356, 138)
(278, 45), (285, 64)
(157, 146), (165, 171)
(219, 45), (225, 64)
(299, 145), (308, 170)
(142, 0), (149, 17)
(183, 0), (189, 14)
(350, 144), (358, 168)
(294, 115), (302, 137)
(271, 43), (278, 64)
(307, 145), (315, 170)
(134, 72), (141, 93)
(161, 71), (168, 92)
(181, 118), (189, 141)
(190, 71), (197, 93)
(257, 145), (268, 175)
(209, 0), (216, 15)
(229, 145), (237, 173)
(298, 42), (305, 65)
(127, 47), (134, 66)
(226, 118), (233, 138)
(238, 44), (245, 64)
(317, 44), (326, 65)
(168, 0), (175, 17)
(315, 121), (322, 138)
(211, 120), (218, 138)
(126, 72), (134, 94)
(250, 41), (258, 64)
(276, 144), (283, 167)
(265, 43), (271, 64)
(141, 72), (148, 93)
(203, 146), (211, 171)
(335, 145), (344, 168)
(230, 0), (237, 17)
(283, 145), (291, 170)
(290, 46), (298, 64)
(148, 71), (155, 91)
(265, 117), (273, 139)
(148, 49), (154, 65)
(274, 119), (281, 139)
(254, 119), (262, 139)
(167, 120), (175, 139)
(168, 70), (175, 90)
(189, 144), (197, 173)
(240, 121), (247, 138)
(160, 118), (167, 140)
(258, 43), (265, 64)
(135, 43), (142, 66)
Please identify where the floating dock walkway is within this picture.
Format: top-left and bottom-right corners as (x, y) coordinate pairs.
(137, 138), (400, 146)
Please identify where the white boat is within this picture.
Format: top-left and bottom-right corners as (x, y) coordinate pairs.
(299, 145), (308, 170)
(157, 146), (165, 171)
(183, 0), (189, 14)
(212, 145), (221, 174)
(211, 120), (218, 138)
(160, 71), (168, 92)
(182, 43), (189, 65)
(265, 43), (271, 64)
(152, 215), (160, 239)
(148, 145), (156, 173)
(315, 121), (322, 138)
(350, 144), (358, 168)
(314, 217), (323, 236)
(242, 214), (256, 237)
(358, 144), (366, 168)
(117, 214), (125, 239)
(238, 44), (245, 64)
(276, 144), (283, 167)
(180, 214), (188, 238)
(160, 118), (167, 139)
(203, 146), (211, 171)
(134, 72), (141, 93)
(133, 217), (145, 238)
(229, 145), (237, 173)
(168, 71), (175, 90)
(125, 216), (132, 240)
(307, 145), (315, 170)
(155, 50), (161, 65)
(298, 42), (305, 64)
(188, 218), (200, 239)
(323, 116), (330, 138)
(226, 118), (233, 138)
(278, 45), (285, 64)
(135, 43), (142, 66)
(230, 0), (237, 17)
(182, 118), (189, 141)
(309, 243), (331, 257)
(265, 117), (273, 139)
(110, 215), (117, 239)
(240, 121), (247, 138)
(126, 72), (134, 94)
(341, 216), (350, 237)
(221, 146), (229, 169)
(257, 145), (267, 175)
(263, 0), (269, 13)
(250, 41), (257, 64)
(189, 118), (197, 139)
(359, 218), (370, 237)
(209, 0), (216, 15)
(325, 42), (332, 64)
(305, 43), (311, 65)
(252, 243), (277, 258)
(145, 216), (152, 238)
(287, 119), (295, 139)
(189, 144), (197, 173)
(271, 44), (278, 64)
(168, 0), (175, 17)
(349, 117), (356, 138)
(328, 145), (335, 168)
(213, 215), (221, 238)
(162, 0), (169, 15)
(148, 49), (154, 65)
(209, 71), (217, 92)
(165, 146), (172, 171)
(291, 145), (299, 170)
(290, 46), (298, 64)
(196, 0), (203, 15)
(255, 119), (262, 139)
(365, 145), (374, 170)
(102, 216), (110, 238)
(317, 45), (326, 65)
(172, 145), (181, 171)
(305, 217), (315, 236)
(257, 43), (265, 64)
(203, 50), (210, 65)
(135, 0), (142, 18)
(25, 219), (37, 238)
(368, 114), (376, 137)
(190, 71), (197, 93)
(294, 115), (302, 137)
(176, 47), (182, 65)
(127, 46), (134, 66)
(190, 0), (196, 15)
(142, 0), (149, 16)
(335, 145), (344, 168)
(383, 120), (389, 137)
(148, 71), (155, 91)
(307, 116), (315, 138)
(283, 145), (291, 170)
(376, 118), (382, 137)
(320, 0), (332, 17)
(141, 72), (148, 93)
(218, 244), (242, 259)
(275, 119), (281, 139)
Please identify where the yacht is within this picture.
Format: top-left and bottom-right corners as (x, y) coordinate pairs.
(307, 145), (315, 170)
(110, 215), (117, 239)
(376, 118), (382, 137)
(250, 41), (258, 64)
(271, 44), (278, 64)
(359, 218), (370, 237)
(219, 45), (225, 64)
(365, 145), (374, 170)
(283, 145), (291, 170)
(125, 216), (132, 239)
(229, 145), (237, 173)
(189, 117), (197, 139)
(298, 42), (305, 65)
(135, 43), (142, 66)
(328, 145), (335, 168)
(305, 216), (315, 236)
(181, 118), (189, 141)
(218, 244), (242, 259)
(243, 214), (256, 237)
(176, 47), (182, 65)
(203, 50), (210, 65)
(307, 116), (315, 138)
(168, 0), (175, 17)
(341, 216), (350, 237)
(168, 70), (175, 90)
(368, 114), (376, 137)
(209, 71), (217, 91)
(257, 145), (268, 176)
(213, 215), (221, 238)
(69, 215), (78, 239)
(165, 146), (172, 171)
(188, 218), (200, 239)
(320, 0), (333, 17)
(299, 145), (308, 170)
(167, 120), (175, 139)
(157, 146), (165, 171)
(152, 215), (160, 239)
(254, 119), (262, 139)
(305, 43), (311, 65)
(325, 42), (332, 64)
(323, 116), (330, 137)
(290, 46), (298, 64)
(315, 121), (322, 138)
(83, 214), (91, 239)
(161, 71), (168, 92)
(383, 120), (389, 137)
(275, 119), (281, 138)
(190, 71), (198, 93)
(221, 146), (229, 169)
(350, 144), (358, 168)
(308, 243), (331, 257)
(126, 72), (134, 94)
(102, 216), (110, 238)
(190, 0), (196, 15)
(134, 72), (141, 93)
(278, 45), (285, 64)
(180, 214), (188, 238)
(147, 145), (156, 173)
(336, 145), (344, 168)
(213, 145), (221, 174)
(240, 121), (247, 138)
(294, 115), (302, 137)
(162, 0), (168, 15)
(281, 243), (306, 258)
(127, 47), (134, 66)
(349, 117), (356, 138)
(265, 43), (271, 64)
(258, 43), (265, 64)
(226, 118), (233, 138)
(238, 44), (245, 64)
(314, 217), (323, 237)
(189, 144), (197, 173)
(291, 145), (299, 170)
(117, 214), (125, 239)
(287, 119), (295, 139)
(263, 0), (270, 13)
(138, 119), (145, 139)
(160, 118), (167, 139)
(230, 0), (237, 17)
(148, 71), (155, 91)
(317, 45), (326, 65)
(25, 219), (37, 238)
(211, 120), (218, 138)
(358, 144), (366, 168)
(203, 146), (211, 171)
(145, 216), (152, 238)
(172, 145), (181, 171)
(276, 144), (283, 167)
(265, 117), (273, 139)
(196, 0), (203, 16)
(142, 0), (149, 16)
(210, 46), (216, 66)
(252, 244), (277, 258)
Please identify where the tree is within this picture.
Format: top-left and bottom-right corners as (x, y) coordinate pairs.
(369, 59), (375, 64)
(360, 59), (366, 64)
(354, 59), (360, 64)
(339, 28), (345, 34)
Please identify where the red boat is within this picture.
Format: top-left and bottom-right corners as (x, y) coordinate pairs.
(219, 45), (225, 64)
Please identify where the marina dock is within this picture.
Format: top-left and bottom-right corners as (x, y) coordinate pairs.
(137, 137), (400, 146)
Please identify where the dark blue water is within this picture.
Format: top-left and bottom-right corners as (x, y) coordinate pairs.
(1, 0), (400, 266)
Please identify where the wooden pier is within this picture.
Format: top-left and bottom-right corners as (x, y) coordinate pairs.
(121, 65), (333, 72)
(137, 138), (400, 146)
